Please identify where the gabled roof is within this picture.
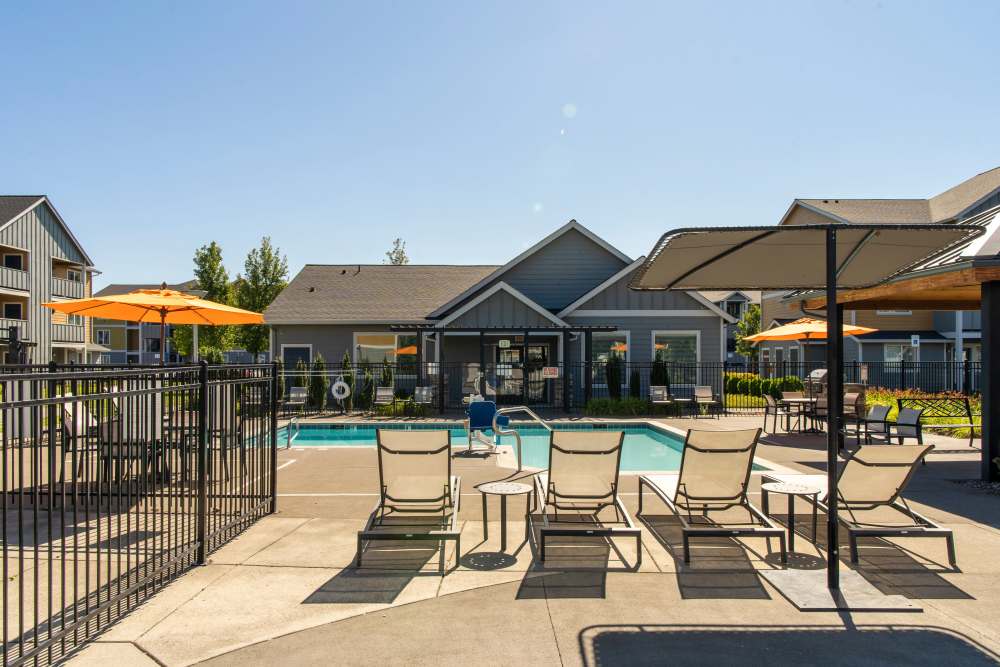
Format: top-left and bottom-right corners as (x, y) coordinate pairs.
(427, 220), (631, 318)
(0, 196), (96, 267)
(697, 289), (762, 304)
(95, 280), (202, 298)
(779, 166), (1000, 227)
(264, 264), (498, 324)
(435, 281), (569, 328)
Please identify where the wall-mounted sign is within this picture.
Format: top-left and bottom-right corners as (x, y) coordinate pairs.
(541, 366), (560, 379)
(910, 334), (920, 348)
(498, 339), (511, 349)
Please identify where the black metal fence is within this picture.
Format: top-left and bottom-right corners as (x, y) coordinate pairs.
(280, 360), (982, 415)
(2, 362), (278, 666)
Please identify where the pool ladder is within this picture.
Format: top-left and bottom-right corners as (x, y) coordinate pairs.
(286, 416), (300, 449)
(492, 406), (551, 472)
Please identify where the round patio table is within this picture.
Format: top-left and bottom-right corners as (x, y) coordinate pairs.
(761, 481), (822, 552)
(779, 397), (819, 433)
(479, 481), (533, 553)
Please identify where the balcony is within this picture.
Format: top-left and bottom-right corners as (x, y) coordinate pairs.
(0, 266), (29, 292)
(52, 323), (85, 343)
(0, 318), (27, 339)
(51, 276), (84, 299)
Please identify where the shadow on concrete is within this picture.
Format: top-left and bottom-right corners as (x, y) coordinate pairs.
(516, 570), (607, 600)
(640, 514), (772, 600)
(578, 624), (1000, 666)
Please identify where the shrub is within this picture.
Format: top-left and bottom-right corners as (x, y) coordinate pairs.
(749, 376), (762, 397)
(584, 397), (658, 417)
(341, 351), (354, 411)
(294, 359), (307, 388)
(308, 354), (329, 410)
(651, 358), (670, 389)
(737, 377), (751, 395)
(606, 357), (623, 400)
(378, 363), (394, 390)
(629, 369), (641, 399)
(760, 378), (772, 398)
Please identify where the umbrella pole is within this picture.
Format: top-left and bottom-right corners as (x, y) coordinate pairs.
(825, 227), (842, 590)
(160, 310), (166, 366)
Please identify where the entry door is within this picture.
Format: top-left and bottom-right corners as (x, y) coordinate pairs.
(525, 344), (549, 403)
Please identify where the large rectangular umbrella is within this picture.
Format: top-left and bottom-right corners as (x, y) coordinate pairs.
(630, 223), (981, 599)
(44, 284), (263, 365)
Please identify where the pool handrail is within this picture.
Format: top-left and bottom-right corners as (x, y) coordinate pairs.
(286, 416), (300, 449)
(492, 406), (551, 472)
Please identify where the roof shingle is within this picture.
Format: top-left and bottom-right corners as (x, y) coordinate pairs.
(0, 196), (44, 226)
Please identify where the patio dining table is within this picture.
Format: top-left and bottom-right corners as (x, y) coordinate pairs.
(779, 397), (820, 433)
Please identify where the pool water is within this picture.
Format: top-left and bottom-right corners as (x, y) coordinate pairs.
(283, 423), (695, 472)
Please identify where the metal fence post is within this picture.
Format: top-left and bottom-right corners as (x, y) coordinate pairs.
(196, 360), (209, 564)
(270, 360), (279, 514)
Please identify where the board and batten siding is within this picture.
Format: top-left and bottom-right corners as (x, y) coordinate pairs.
(564, 315), (724, 365)
(452, 228), (629, 313)
(448, 290), (555, 328)
(0, 201), (90, 363)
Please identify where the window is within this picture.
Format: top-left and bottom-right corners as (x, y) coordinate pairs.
(67, 268), (82, 282)
(775, 347), (785, 366)
(884, 344), (917, 363)
(725, 300), (743, 319)
(789, 347), (800, 364)
(99, 353), (111, 364)
(96, 329), (111, 346)
(876, 310), (911, 316)
(68, 314), (84, 325)
(3, 303), (23, 320)
(143, 338), (161, 353)
(590, 331), (628, 386)
(652, 332), (698, 364)
(356, 333), (418, 371)
(3, 254), (23, 271)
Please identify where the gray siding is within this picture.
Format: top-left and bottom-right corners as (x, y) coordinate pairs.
(0, 201), (89, 363)
(572, 266), (711, 311)
(272, 324), (357, 365)
(468, 228), (628, 312)
(449, 290), (554, 328)
(564, 315), (723, 365)
(933, 310), (980, 331)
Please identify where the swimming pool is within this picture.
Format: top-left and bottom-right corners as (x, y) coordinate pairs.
(281, 422), (768, 473)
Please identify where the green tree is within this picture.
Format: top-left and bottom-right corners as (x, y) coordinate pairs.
(734, 304), (761, 362)
(171, 241), (234, 359)
(308, 354), (330, 410)
(606, 356), (623, 400)
(294, 358), (308, 387)
(341, 351), (354, 411)
(384, 238), (409, 265)
(234, 237), (288, 359)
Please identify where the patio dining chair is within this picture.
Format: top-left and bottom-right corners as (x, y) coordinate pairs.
(638, 428), (786, 564)
(868, 407), (925, 446)
(763, 394), (793, 433)
(693, 385), (721, 418)
(356, 429), (461, 573)
(373, 386), (398, 415)
(649, 385), (672, 407)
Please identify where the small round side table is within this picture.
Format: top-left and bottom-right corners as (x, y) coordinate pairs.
(478, 481), (533, 553)
(761, 481), (821, 552)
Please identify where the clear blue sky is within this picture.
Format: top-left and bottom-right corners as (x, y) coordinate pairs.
(2, 1), (999, 290)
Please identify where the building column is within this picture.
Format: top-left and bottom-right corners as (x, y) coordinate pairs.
(416, 330), (424, 387)
(584, 330), (593, 405)
(955, 311), (964, 392)
(982, 282), (999, 482)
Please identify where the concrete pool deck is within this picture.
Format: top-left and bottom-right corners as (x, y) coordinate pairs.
(67, 415), (1000, 666)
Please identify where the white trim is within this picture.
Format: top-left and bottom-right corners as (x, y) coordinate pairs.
(95, 328), (111, 346)
(650, 329), (701, 363)
(2, 253), (24, 271)
(567, 309), (720, 318)
(428, 220), (631, 318)
(264, 319), (428, 326)
(557, 257), (646, 317)
(0, 287), (29, 299)
(781, 199), (855, 226)
(434, 281), (569, 328)
(875, 310), (913, 316)
(2, 301), (24, 320)
(685, 291), (739, 323)
(279, 343), (313, 365)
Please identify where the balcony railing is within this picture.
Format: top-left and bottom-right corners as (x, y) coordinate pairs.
(0, 317), (27, 339)
(0, 266), (29, 292)
(52, 323), (85, 342)
(51, 276), (84, 298)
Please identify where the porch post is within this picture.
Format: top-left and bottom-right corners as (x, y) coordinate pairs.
(479, 330), (485, 380)
(416, 330), (424, 387)
(825, 226), (843, 590)
(438, 332), (446, 413)
(562, 329), (570, 413)
(584, 330), (593, 405)
(982, 281), (999, 482)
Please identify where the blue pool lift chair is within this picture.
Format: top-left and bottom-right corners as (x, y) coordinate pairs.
(464, 400), (508, 454)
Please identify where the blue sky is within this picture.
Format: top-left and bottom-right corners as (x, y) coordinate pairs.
(2, 1), (999, 289)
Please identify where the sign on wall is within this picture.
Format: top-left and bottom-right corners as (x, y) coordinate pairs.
(910, 334), (920, 348)
(541, 366), (560, 379)
(498, 339), (511, 349)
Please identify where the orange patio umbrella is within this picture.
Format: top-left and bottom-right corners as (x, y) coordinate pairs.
(743, 317), (876, 342)
(44, 284), (263, 365)
(394, 345), (418, 355)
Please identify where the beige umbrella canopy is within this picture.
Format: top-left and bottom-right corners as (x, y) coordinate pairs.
(44, 284), (263, 365)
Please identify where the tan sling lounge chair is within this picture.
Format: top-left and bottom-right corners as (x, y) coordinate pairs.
(356, 429), (461, 573)
(762, 444), (955, 566)
(532, 430), (641, 568)
(638, 428), (786, 563)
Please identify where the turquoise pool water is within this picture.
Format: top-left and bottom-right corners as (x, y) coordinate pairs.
(283, 422), (692, 472)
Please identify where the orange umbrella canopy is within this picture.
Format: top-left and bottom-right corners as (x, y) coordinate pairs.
(743, 317), (876, 342)
(394, 345), (418, 355)
(43, 288), (263, 325)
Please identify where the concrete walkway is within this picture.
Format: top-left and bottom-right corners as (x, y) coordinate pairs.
(67, 417), (1000, 666)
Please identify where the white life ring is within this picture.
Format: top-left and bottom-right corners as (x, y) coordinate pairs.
(331, 379), (351, 401)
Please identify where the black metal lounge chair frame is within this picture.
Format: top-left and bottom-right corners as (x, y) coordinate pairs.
(637, 428), (786, 564)
(356, 430), (461, 574)
(530, 432), (642, 570)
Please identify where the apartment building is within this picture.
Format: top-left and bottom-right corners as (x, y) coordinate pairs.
(759, 167), (1000, 367)
(0, 196), (98, 363)
(91, 281), (199, 364)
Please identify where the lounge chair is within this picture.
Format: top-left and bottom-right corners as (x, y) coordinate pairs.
(531, 430), (641, 568)
(356, 430), (461, 573)
(693, 385), (721, 418)
(285, 386), (307, 414)
(413, 386), (435, 407)
(649, 385), (672, 407)
(463, 400), (508, 454)
(373, 386), (397, 415)
(868, 407), (924, 446)
(762, 444), (955, 566)
(61, 393), (99, 480)
(857, 404), (892, 443)
(638, 428), (786, 564)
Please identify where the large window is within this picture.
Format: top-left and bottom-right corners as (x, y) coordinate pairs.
(3, 254), (23, 271)
(3, 303), (23, 320)
(725, 300), (743, 319)
(884, 344), (917, 363)
(356, 333), (418, 371)
(96, 329), (111, 346)
(652, 332), (698, 364)
(589, 331), (628, 386)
